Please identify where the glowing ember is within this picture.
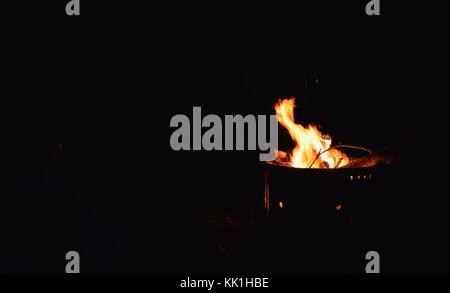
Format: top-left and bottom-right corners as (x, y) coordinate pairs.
(274, 98), (349, 169)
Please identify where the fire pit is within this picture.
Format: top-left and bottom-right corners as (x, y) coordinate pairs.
(263, 164), (382, 217)
(262, 97), (390, 218)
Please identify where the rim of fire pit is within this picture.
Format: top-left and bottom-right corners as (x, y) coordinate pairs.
(263, 160), (387, 172)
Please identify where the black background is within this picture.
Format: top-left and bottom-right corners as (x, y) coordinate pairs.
(0, 1), (448, 273)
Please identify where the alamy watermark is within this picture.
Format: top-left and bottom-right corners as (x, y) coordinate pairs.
(366, 0), (381, 16)
(365, 251), (380, 273)
(66, 0), (80, 16)
(169, 107), (278, 161)
(62, 249), (379, 273)
(66, 1), (379, 17)
(65, 251), (80, 273)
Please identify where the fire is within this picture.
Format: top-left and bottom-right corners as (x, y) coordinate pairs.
(274, 98), (349, 169)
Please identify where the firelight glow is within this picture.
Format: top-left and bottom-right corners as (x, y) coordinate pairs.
(274, 98), (349, 169)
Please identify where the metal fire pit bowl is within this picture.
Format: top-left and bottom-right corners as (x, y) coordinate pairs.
(258, 163), (390, 271)
(262, 163), (385, 219)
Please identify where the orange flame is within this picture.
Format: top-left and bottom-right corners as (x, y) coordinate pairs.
(274, 98), (349, 169)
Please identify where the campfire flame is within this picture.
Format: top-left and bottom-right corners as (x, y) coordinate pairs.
(274, 98), (349, 169)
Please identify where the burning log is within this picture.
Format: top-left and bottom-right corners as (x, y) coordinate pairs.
(274, 98), (381, 169)
(274, 98), (350, 169)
